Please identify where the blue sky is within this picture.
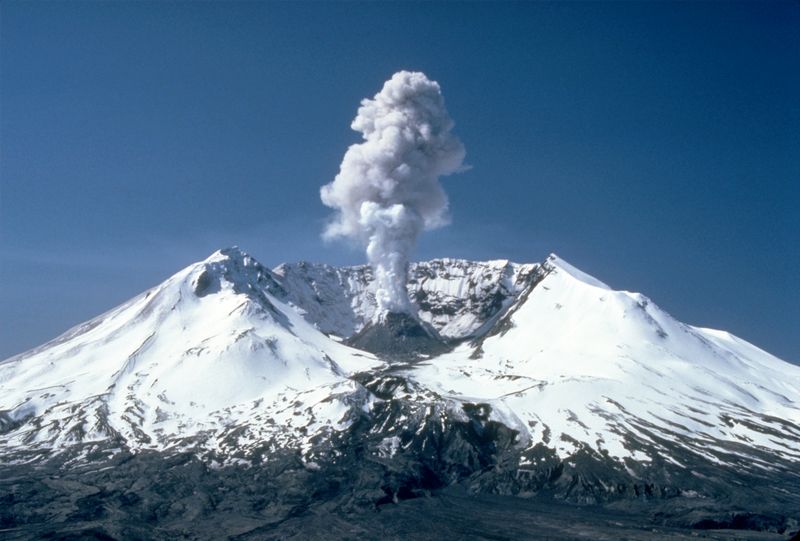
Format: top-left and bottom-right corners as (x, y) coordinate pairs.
(1, 2), (798, 362)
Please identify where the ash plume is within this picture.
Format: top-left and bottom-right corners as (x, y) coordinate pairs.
(321, 71), (466, 316)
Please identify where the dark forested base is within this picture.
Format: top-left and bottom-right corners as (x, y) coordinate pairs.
(3, 376), (798, 541)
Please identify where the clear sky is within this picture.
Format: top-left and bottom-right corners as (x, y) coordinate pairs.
(1, 2), (798, 363)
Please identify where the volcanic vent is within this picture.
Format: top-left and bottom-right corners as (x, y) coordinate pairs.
(346, 311), (449, 359)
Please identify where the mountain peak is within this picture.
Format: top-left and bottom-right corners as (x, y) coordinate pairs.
(545, 253), (610, 289)
(190, 247), (284, 299)
(203, 245), (252, 265)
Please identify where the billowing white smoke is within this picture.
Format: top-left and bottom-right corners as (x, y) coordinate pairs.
(321, 71), (465, 317)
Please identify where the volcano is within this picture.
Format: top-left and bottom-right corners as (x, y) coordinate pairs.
(1, 248), (799, 540)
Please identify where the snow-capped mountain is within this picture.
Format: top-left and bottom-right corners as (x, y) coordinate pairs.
(0, 249), (380, 458)
(2, 247), (799, 538)
(412, 256), (800, 465)
(2, 247), (798, 468)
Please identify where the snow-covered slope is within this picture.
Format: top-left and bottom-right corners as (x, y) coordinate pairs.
(0, 248), (379, 457)
(407, 255), (800, 471)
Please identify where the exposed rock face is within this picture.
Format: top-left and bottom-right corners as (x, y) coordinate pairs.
(346, 311), (450, 360)
(273, 258), (539, 340)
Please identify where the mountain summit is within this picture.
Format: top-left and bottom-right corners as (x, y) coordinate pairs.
(2, 248), (799, 539)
